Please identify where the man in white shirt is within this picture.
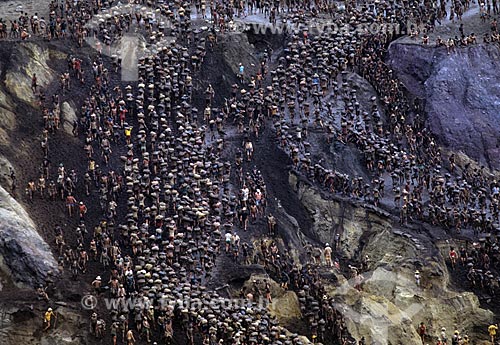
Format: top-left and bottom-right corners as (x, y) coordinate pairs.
(225, 232), (232, 253)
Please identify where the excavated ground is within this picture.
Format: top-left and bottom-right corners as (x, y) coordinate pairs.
(0, 3), (499, 345)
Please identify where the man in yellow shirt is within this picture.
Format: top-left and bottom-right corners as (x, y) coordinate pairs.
(489, 324), (498, 343)
(124, 126), (133, 144)
(43, 307), (56, 331)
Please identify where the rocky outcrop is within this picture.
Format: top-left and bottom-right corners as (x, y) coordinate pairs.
(269, 291), (302, 321)
(4, 43), (64, 106)
(0, 89), (15, 145)
(290, 176), (494, 343)
(0, 184), (58, 287)
(241, 274), (304, 334)
(61, 101), (77, 136)
(269, 290), (303, 333)
(290, 172), (392, 259)
(387, 42), (500, 171)
(0, 156), (14, 190)
(333, 265), (493, 345)
(0, 304), (86, 345)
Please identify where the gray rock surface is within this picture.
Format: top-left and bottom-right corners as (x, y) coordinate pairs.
(388, 42), (500, 170)
(61, 101), (77, 136)
(0, 184), (58, 287)
(0, 156), (14, 190)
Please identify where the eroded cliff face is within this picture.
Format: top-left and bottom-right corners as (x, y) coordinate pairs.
(387, 42), (500, 171)
(289, 173), (494, 344)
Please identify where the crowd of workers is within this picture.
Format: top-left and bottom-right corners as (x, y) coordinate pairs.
(2, 0), (499, 344)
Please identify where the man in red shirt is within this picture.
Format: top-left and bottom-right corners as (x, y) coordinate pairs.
(79, 201), (88, 220)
